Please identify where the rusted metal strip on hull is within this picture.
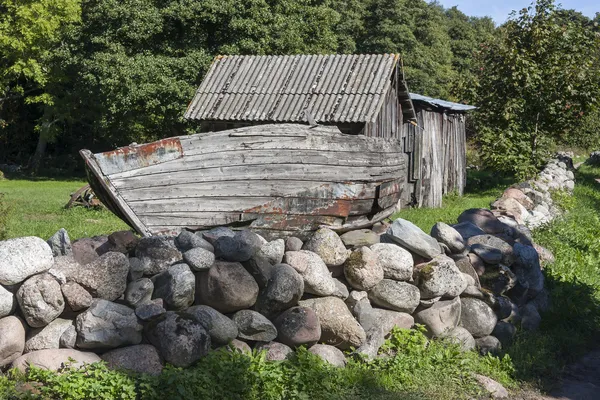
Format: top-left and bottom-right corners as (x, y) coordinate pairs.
(97, 138), (183, 176)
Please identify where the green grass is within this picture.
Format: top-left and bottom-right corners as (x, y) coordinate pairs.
(0, 179), (128, 240)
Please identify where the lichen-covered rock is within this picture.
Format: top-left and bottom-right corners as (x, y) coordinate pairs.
(135, 237), (182, 276)
(135, 300), (166, 322)
(255, 264), (304, 319)
(214, 230), (263, 263)
(367, 279), (420, 313)
(0, 284), (15, 318)
(232, 310), (278, 342)
(370, 243), (413, 281)
(340, 230), (380, 248)
(17, 273), (64, 328)
(441, 326), (476, 352)
(11, 349), (101, 373)
(459, 298), (497, 338)
(186, 305), (238, 346)
(413, 297), (461, 337)
(302, 228), (349, 267)
(431, 222), (466, 254)
(195, 261), (259, 313)
(47, 228), (73, 257)
(308, 344), (346, 367)
(102, 344), (163, 376)
(0, 316), (26, 368)
(125, 278), (154, 308)
(284, 251), (337, 296)
(183, 247), (215, 271)
(343, 247), (384, 291)
(299, 297), (365, 349)
(386, 219), (441, 259)
(285, 237), (303, 252)
(152, 264), (195, 311)
(0, 237), (54, 285)
(413, 255), (467, 299)
(71, 252), (129, 301)
(24, 318), (73, 352)
(274, 306), (321, 348)
(76, 300), (142, 349)
(257, 239), (285, 265)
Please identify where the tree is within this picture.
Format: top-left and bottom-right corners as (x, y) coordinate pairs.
(470, 0), (600, 177)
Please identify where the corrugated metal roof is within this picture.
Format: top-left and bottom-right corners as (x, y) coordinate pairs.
(185, 54), (412, 124)
(410, 93), (476, 112)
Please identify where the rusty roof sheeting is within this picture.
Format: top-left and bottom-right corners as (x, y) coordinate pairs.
(185, 54), (409, 124)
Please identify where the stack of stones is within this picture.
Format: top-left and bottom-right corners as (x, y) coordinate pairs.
(0, 158), (571, 374)
(491, 158), (575, 229)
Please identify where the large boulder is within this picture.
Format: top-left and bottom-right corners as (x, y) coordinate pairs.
(76, 300), (143, 349)
(430, 222), (466, 254)
(284, 251), (337, 296)
(302, 228), (349, 267)
(186, 305), (238, 346)
(512, 243), (544, 299)
(135, 237), (182, 276)
(0, 316), (26, 368)
(232, 310), (278, 342)
(457, 209), (510, 235)
(299, 297), (365, 349)
(386, 219), (441, 259)
(370, 243), (413, 281)
(308, 344), (346, 367)
(24, 318), (74, 352)
(145, 312), (211, 368)
(0, 237), (54, 285)
(274, 306), (321, 348)
(201, 227), (235, 245)
(452, 222), (486, 241)
(255, 264), (304, 319)
(413, 297), (461, 337)
(0, 284), (15, 318)
(71, 252), (129, 301)
(367, 279), (420, 313)
(413, 255), (467, 299)
(17, 273), (65, 328)
(71, 236), (111, 265)
(343, 247), (384, 291)
(183, 247), (215, 272)
(196, 261), (259, 313)
(11, 349), (101, 373)
(152, 264), (195, 311)
(214, 230), (263, 262)
(60, 282), (92, 312)
(102, 344), (163, 375)
(47, 228), (73, 257)
(459, 298), (497, 338)
(467, 235), (514, 266)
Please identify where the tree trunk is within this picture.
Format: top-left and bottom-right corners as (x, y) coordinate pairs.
(30, 133), (48, 173)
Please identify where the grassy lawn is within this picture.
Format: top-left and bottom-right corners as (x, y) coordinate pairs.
(0, 179), (128, 241)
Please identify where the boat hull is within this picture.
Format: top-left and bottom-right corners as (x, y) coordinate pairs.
(81, 124), (407, 239)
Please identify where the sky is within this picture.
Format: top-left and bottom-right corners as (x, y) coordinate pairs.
(436, 1), (598, 24)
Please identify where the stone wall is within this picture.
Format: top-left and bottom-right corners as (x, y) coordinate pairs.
(0, 158), (573, 374)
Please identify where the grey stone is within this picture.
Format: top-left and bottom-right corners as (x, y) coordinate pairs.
(255, 264), (304, 319)
(71, 252), (129, 301)
(386, 219), (442, 259)
(214, 236), (255, 262)
(495, 296), (520, 322)
(340, 230), (380, 248)
(17, 273), (65, 328)
(285, 237), (304, 252)
(175, 230), (214, 252)
(452, 222), (486, 241)
(59, 325), (77, 349)
(308, 344), (346, 367)
(102, 344), (163, 375)
(135, 300), (166, 321)
(152, 264), (195, 311)
(431, 222), (466, 254)
(413, 255), (467, 299)
(228, 339), (251, 354)
(61, 282), (92, 312)
(520, 303), (542, 332)
(128, 257), (144, 281)
(24, 318), (73, 352)
(343, 247), (384, 291)
(135, 237), (182, 276)
(0, 237), (54, 285)
(0, 316), (26, 368)
(413, 297), (461, 337)
(492, 321), (517, 347)
(470, 244), (503, 265)
(367, 279), (420, 313)
(467, 235), (515, 266)
(302, 228), (349, 267)
(145, 311), (210, 367)
(242, 253), (274, 289)
(0, 284), (15, 318)
(454, 256), (481, 288)
(196, 261), (259, 313)
(76, 299), (142, 349)
(255, 341), (293, 361)
(475, 336), (502, 355)
(183, 247), (215, 271)
(202, 227), (236, 245)
(475, 374), (509, 399)
(459, 298), (497, 338)
(274, 306), (321, 348)
(47, 229), (73, 257)
(333, 278), (350, 300)
(72, 236), (111, 265)
(107, 231), (138, 254)
(441, 326), (476, 351)
(232, 310), (278, 342)
(257, 239), (285, 265)
(125, 278), (154, 308)
(186, 305), (238, 346)
(284, 251), (337, 296)
(458, 209), (510, 235)
(299, 297), (366, 350)
(370, 243), (413, 281)
(11, 349), (101, 373)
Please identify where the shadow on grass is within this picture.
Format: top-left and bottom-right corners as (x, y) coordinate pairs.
(1, 170), (86, 182)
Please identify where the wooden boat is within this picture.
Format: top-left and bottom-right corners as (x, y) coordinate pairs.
(80, 123), (407, 239)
